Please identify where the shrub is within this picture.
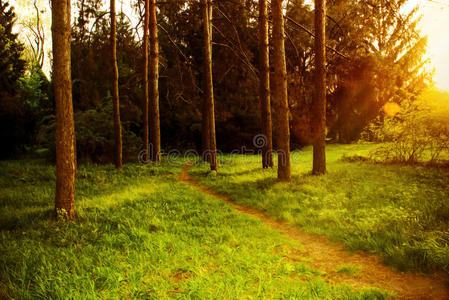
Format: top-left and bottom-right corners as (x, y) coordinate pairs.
(37, 100), (141, 164)
(369, 88), (449, 163)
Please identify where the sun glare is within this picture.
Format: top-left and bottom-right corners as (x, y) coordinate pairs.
(413, 0), (449, 91)
(383, 102), (401, 117)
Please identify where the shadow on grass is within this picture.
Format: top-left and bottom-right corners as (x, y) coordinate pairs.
(0, 208), (53, 231)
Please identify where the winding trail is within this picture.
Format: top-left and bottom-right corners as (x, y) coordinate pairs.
(177, 163), (449, 300)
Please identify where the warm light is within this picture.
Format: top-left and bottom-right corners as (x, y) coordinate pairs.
(383, 102), (401, 117)
(411, 0), (449, 91)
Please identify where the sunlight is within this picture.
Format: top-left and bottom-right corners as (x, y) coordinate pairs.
(383, 102), (401, 117)
(410, 0), (449, 91)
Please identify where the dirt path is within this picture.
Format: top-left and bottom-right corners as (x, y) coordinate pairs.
(177, 163), (449, 300)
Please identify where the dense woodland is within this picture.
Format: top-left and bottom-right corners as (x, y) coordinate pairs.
(2, 0), (434, 214)
(2, 0), (429, 157)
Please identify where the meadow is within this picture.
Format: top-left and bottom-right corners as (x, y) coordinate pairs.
(190, 144), (449, 273)
(0, 153), (391, 299)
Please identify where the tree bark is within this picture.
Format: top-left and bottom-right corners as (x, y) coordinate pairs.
(312, 0), (327, 175)
(52, 0), (76, 219)
(201, 0), (217, 171)
(201, 0), (212, 163)
(272, 0), (291, 181)
(142, 0), (149, 163)
(149, 0), (161, 162)
(111, 0), (123, 169)
(201, 98), (210, 162)
(259, 0), (273, 169)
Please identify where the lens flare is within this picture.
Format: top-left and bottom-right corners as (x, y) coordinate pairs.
(383, 102), (401, 117)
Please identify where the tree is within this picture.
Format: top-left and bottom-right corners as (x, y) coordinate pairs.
(0, 1), (28, 158)
(272, 0), (291, 181)
(259, 0), (273, 168)
(201, 0), (212, 162)
(143, 0), (149, 162)
(149, 0), (161, 162)
(52, 0), (76, 219)
(312, 0), (326, 174)
(20, 0), (46, 68)
(201, 0), (217, 171)
(0, 1), (25, 94)
(325, 0), (429, 143)
(110, 0), (123, 168)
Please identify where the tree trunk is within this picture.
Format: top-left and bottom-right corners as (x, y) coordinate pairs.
(52, 0), (76, 219)
(272, 0), (291, 181)
(142, 0), (149, 163)
(312, 0), (327, 175)
(201, 0), (217, 171)
(149, 0), (161, 162)
(201, 1), (213, 163)
(110, 0), (122, 169)
(259, 0), (273, 169)
(201, 97), (210, 162)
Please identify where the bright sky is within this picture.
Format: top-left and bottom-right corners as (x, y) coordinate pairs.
(9, 0), (449, 90)
(411, 0), (449, 90)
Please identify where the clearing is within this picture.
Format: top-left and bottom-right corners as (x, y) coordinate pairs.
(1, 144), (448, 298)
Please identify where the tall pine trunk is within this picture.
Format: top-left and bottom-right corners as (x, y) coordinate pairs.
(312, 0), (327, 175)
(272, 0), (291, 181)
(201, 0), (217, 171)
(258, 0), (273, 169)
(149, 0), (161, 162)
(201, 1), (213, 163)
(52, 0), (76, 219)
(110, 0), (122, 169)
(142, 0), (149, 163)
(201, 99), (210, 162)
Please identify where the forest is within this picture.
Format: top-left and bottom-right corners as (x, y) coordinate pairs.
(1, 0), (449, 298)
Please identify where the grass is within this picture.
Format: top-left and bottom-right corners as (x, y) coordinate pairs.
(190, 143), (449, 273)
(336, 265), (362, 276)
(0, 157), (391, 298)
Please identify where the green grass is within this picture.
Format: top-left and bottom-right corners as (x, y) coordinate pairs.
(190, 143), (449, 273)
(336, 265), (362, 276)
(0, 157), (391, 298)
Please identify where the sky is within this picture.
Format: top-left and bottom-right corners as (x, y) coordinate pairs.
(411, 0), (449, 90)
(9, 0), (449, 91)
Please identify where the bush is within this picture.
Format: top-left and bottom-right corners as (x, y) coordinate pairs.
(38, 100), (141, 164)
(369, 88), (449, 163)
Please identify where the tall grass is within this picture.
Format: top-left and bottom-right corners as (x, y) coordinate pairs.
(190, 144), (449, 273)
(0, 157), (390, 298)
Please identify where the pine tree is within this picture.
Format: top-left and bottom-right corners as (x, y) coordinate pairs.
(149, 0), (161, 162)
(312, 0), (327, 175)
(110, 0), (123, 168)
(259, 0), (274, 169)
(201, 0), (217, 171)
(52, 0), (76, 219)
(0, 1), (25, 96)
(143, 0), (149, 163)
(0, 1), (27, 158)
(272, 0), (291, 181)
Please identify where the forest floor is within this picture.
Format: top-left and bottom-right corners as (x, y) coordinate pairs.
(1, 144), (449, 298)
(180, 162), (449, 299)
(190, 144), (449, 275)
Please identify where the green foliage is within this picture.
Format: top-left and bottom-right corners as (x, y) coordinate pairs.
(190, 144), (449, 273)
(0, 1), (26, 94)
(37, 100), (141, 163)
(369, 88), (449, 163)
(0, 158), (391, 298)
(323, 0), (430, 143)
(18, 64), (52, 113)
(2, 0), (434, 158)
(0, 1), (28, 158)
